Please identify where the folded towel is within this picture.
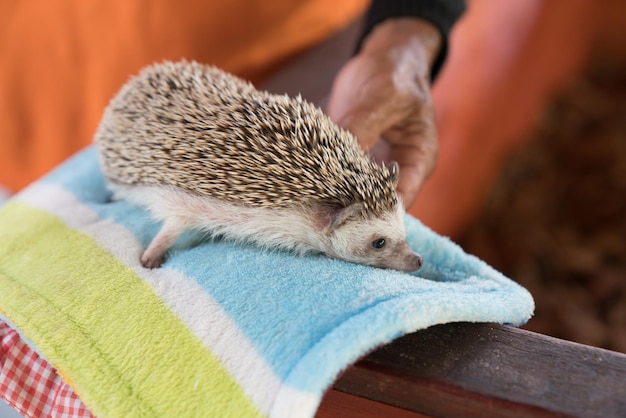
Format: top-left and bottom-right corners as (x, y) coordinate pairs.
(0, 147), (534, 417)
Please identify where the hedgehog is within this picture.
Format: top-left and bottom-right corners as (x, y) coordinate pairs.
(94, 60), (423, 272)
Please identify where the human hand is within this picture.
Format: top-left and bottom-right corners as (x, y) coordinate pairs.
(326, 18), (442, 208)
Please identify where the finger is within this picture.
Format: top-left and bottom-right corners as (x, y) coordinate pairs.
(391, 146), (435, 208)
(336, 101), (408, 151)
(379, 121), (439, 207)
(395, 158), (431, 208)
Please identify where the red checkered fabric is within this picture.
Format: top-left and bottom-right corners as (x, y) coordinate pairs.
(0, 319), (94, 418)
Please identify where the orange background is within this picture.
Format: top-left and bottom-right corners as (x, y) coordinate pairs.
(0, 0), (368, 193)
(412, 0), (626, 237)
(3, 1), (626, 238)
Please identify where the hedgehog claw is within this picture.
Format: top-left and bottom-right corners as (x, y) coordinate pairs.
(141, 252), (165, 269)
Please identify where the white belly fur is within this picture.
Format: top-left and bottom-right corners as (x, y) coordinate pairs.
(108, 183), (328, 256)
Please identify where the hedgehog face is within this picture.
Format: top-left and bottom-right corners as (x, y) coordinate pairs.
(326, 204), (423, 272)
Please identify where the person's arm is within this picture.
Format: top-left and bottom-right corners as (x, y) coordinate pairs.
(356, 0), (466, 81)
(327, 0), (465, 207)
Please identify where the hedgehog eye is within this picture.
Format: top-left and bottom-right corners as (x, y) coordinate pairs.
(372, 238), (386, 249)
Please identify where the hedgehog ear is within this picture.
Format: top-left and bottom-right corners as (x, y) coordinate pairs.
(323, 202), (364, 234)
(388, 161), (400, 188)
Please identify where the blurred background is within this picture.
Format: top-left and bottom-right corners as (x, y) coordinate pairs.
(1, 0), (625, 355)
(415, 0), (626, 353)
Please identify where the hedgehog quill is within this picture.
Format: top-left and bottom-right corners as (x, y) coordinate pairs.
(95, 60), (423, 272)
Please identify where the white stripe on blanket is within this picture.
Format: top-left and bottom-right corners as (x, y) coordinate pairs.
(16, 183), (292, 416)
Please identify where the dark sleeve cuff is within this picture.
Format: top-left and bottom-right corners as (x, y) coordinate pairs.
(356, 0), (466, 82)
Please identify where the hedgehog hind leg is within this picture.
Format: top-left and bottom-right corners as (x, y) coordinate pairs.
(141, 220), (184, 268)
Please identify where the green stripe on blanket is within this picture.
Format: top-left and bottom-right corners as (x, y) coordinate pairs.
(0, 201), (261, 417)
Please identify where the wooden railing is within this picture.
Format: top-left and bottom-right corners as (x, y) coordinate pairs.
(317, 323), (626, 418)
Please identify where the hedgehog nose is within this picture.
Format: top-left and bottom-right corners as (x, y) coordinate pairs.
(415, 253), (423, 269)
(408, 252), (423, 272)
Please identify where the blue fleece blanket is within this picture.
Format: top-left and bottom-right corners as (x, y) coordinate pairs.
(0, 147), (533, 417)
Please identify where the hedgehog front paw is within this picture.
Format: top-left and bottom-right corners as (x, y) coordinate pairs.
(141, 251), (165, 269)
